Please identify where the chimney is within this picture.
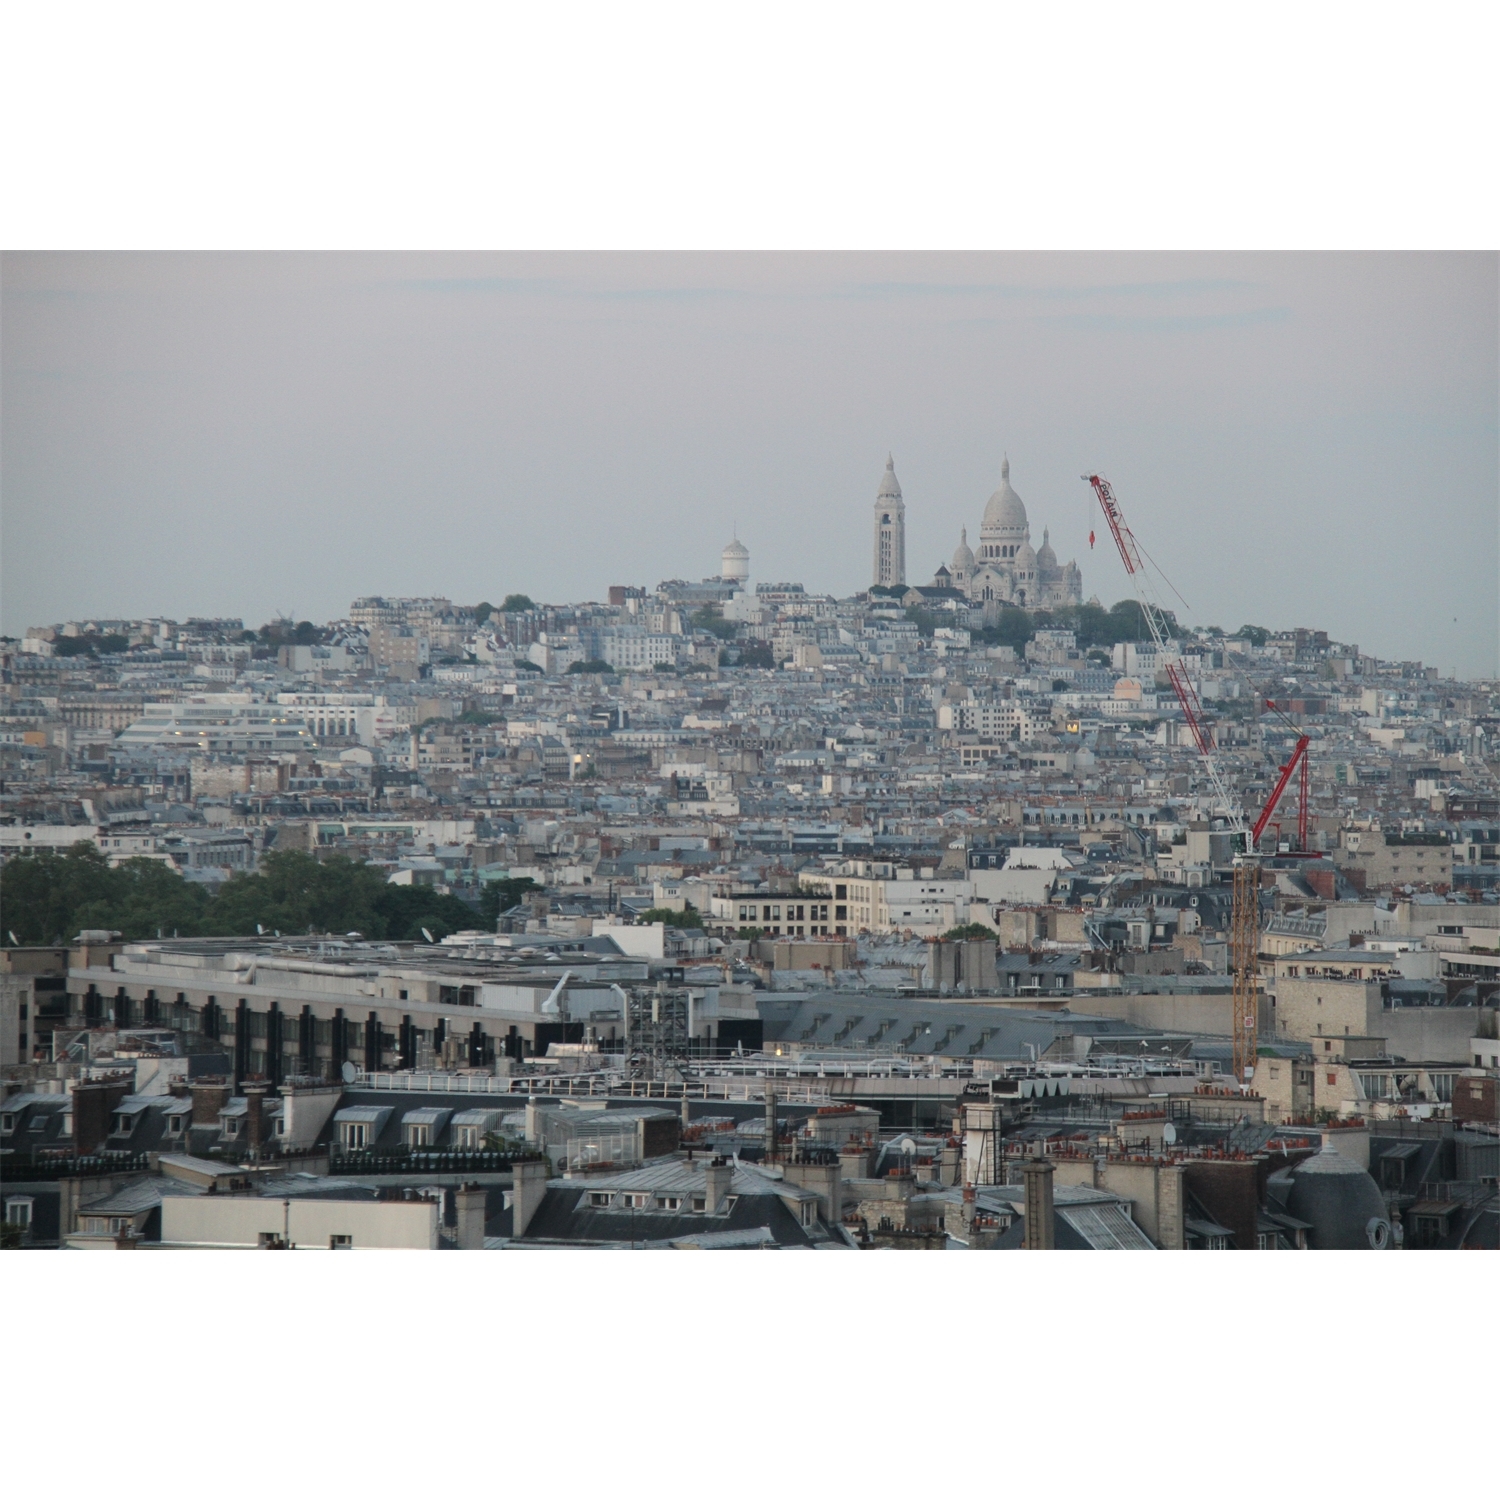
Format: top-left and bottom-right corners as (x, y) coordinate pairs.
(454, 1182), (487, 1249)
(72, 1076), (132, 1157)
(1158, 1163), (1186, 1251)
(939, 1142), (961, 1187)
(702, 1157), (732, 1214)
(244, 1082), (269, 1160)
(764, 1088), (778, 1163)
(511, 1159), (548, 1238)
(1021, 1157), (1056, 1250)
(840, 1142), (875, 1180)
(190, 1078), (231, 1128)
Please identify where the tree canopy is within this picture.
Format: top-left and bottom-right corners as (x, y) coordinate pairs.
(0, 846), (483, 945)
(501, 594), (535, 613)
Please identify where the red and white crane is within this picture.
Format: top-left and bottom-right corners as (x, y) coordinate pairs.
(1083, 472), (1316, 1083)
(1083, 472), (1245, 839)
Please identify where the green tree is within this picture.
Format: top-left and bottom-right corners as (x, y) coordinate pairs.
(691, 606), (737, 641)
(473, 601), (494, 622)
(636, 904), (703, 928)
(736, 641), (774, 670)
(478, 877), (541, 927)
(941, 923), (997, 941)
(1, 844), (124, 943)
(1237, 624), (1270, 646)
(501, 594), (535, 613)
(566, 659), (613, 674)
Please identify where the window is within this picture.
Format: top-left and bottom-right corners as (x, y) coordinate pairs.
(589, 1192), (613, 1207)
(340, 1122), (368, 1149)
(657, 1196), (682, 1211)
(454, 1126), (480, 1148)
(691, 1195), (706, 1212)
(329, 1234), (352, 1249)
(168, 1115), (184, 1134)
(113, 1114), (134, 1134)
(224, 1118), (240, 1138)
(0, 1115), (13, 1135)
(405, 1124), (433, 1148)
(621, 1192), (649, 1209)
(1327, 1073), (1338, 1086)
(4, 1198), (33, 1229)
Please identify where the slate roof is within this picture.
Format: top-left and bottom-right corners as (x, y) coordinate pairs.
(518, 1159), (829, 1248)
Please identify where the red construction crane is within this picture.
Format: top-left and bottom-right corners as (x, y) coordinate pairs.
(1251, 703), (1311, 853)
(1084, 471), (1263, 1084)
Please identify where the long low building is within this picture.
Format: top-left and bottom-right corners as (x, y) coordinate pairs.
(62, 936), (763, 1086)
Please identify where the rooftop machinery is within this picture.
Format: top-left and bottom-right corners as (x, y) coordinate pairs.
(1083, 473), (1311, 1086)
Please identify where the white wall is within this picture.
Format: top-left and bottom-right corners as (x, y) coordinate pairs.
(161, 1195), (439, 1249)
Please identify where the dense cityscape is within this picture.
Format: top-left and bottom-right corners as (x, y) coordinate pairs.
(2, 454), (1495, 1251)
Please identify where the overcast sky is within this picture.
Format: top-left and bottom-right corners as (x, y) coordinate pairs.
(2, 252), (1495, 676)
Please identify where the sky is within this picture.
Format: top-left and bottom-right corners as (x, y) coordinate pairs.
(2, 251), (1496, 676)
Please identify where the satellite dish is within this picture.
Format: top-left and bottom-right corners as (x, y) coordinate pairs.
(340, 1060), (358, 1084)
(421, 927), (435, 944)
(6, 931), (17, 945)
(256, 924), (265, 935)
(1162, 1122), (1177, 1146)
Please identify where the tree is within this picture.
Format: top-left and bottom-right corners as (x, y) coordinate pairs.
(501, 594), (535, 613)
(566, 659), (613, 674)
(53, 633), (128, 657)
(691, 606), (737, 641)
(736, 641), (774, 670)
(473, 601), (494, 622)
(941, 922), (997, 941)
(636, 904), (703, 928)
(478, 877), (541, 927)
(1237, 624), (1271, 646)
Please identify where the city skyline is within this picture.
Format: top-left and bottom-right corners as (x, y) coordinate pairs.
(3, 252), (1495, 677)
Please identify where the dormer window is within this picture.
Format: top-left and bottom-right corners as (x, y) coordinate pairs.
(223, 1118), (240, 1138)
(340, 1122), (368, 1148)
(0, 1114), (14, 1135)
(113, 1114), (134, 1135)
(168, 1115), (184, 1134)
(588, 1192), (613, 1208)
(657, 1196), (682, 1211)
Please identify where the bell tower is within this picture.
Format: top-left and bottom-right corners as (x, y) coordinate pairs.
(873, 454), (906, 589)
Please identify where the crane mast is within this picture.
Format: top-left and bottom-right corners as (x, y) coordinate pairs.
(1083, 472), (1258, 1084)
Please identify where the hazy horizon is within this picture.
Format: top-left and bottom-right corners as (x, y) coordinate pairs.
(3, 251), (1495, 675)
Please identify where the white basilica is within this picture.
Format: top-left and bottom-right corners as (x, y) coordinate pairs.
(871, 454), (1084, 608)
(938, 456), (1083, 609)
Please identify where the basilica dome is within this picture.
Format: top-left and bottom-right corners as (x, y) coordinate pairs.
(980, 455), (1029, 540)
(1036, 527), (1057, 571)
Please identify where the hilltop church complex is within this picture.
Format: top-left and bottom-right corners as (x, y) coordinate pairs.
(872, 454), (1084, 609)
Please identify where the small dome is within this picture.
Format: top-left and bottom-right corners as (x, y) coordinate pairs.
(1036, 527), (1057, 570)
(952, 526), (975, 576)
(980, 454), (1029, 539)
(720, 536), (750, 582)
(1280, 1143), (1392, 1250)
(876, 453), (903, 502)
(1016, 540), (1037, 570)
